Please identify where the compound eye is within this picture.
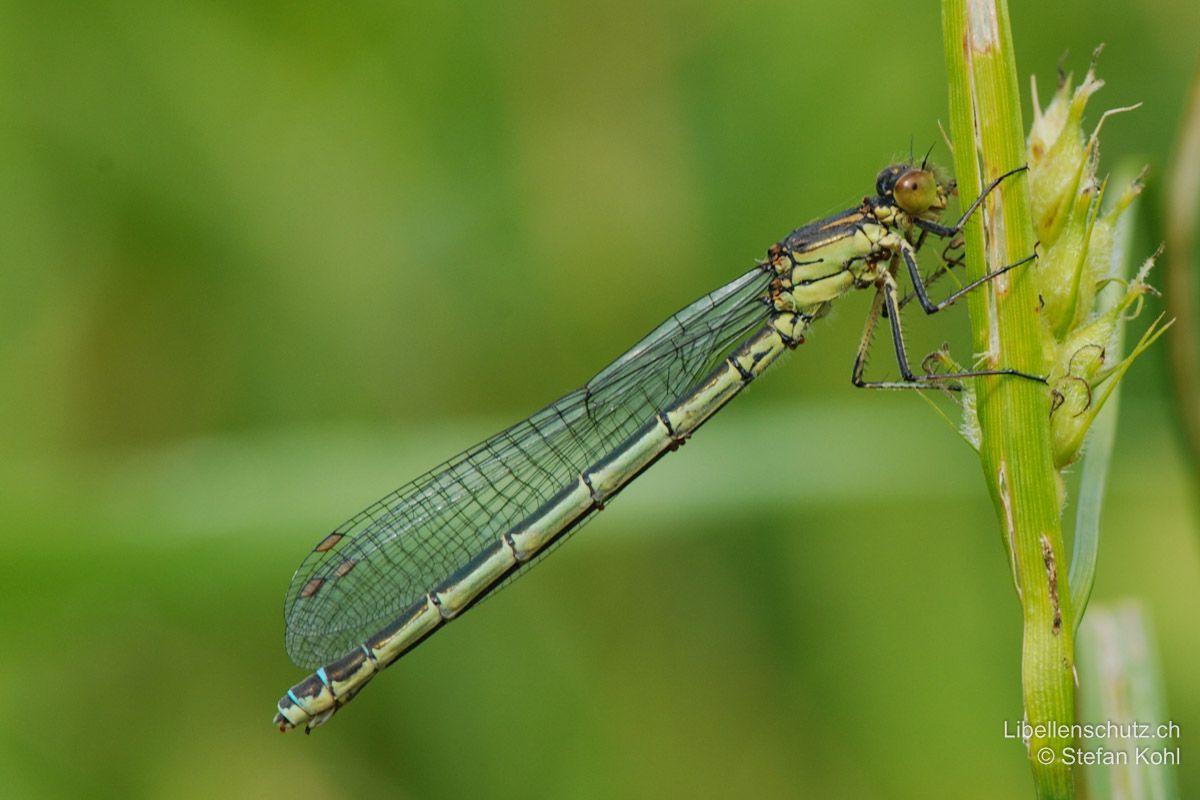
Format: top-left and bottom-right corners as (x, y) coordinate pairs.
(875, 165), (903, 196)
(893, 169), (937, 215)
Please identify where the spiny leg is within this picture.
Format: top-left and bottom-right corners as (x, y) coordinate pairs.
(852, 274), (1045, 391)
(897, 236), (965, 311)
(898, 236), (1037, 316)
(850, 279), (889, 386)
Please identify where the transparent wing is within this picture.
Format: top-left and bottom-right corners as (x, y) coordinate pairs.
(284, 266), (775, 667)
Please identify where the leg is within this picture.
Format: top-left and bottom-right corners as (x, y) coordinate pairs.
(897, 236), (965, 311)
(852, 275), (1046, 391)
(850, 280), (889, 386)
(899, 236), (1037, 316)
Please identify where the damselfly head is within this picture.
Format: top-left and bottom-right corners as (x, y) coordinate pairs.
(875, 163), (949, 218)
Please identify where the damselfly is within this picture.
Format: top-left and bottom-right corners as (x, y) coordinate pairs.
(275, 159), (1037, 732)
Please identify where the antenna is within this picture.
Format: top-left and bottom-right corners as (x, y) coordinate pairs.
(920, 142), (936, 171)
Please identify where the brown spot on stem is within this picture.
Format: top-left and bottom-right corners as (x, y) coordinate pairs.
(1040, 534), (1062, 634)
(968, 3), (1000, 53)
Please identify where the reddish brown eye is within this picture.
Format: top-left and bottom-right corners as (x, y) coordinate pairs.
(893, 169), (937, 215)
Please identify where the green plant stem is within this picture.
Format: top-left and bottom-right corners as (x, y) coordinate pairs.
(942, 2), (1075, 798)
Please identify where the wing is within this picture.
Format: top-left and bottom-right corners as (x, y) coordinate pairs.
(283, 265), (774, 668)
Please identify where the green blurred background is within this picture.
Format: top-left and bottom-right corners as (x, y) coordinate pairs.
(1, 1), (1197, 797)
